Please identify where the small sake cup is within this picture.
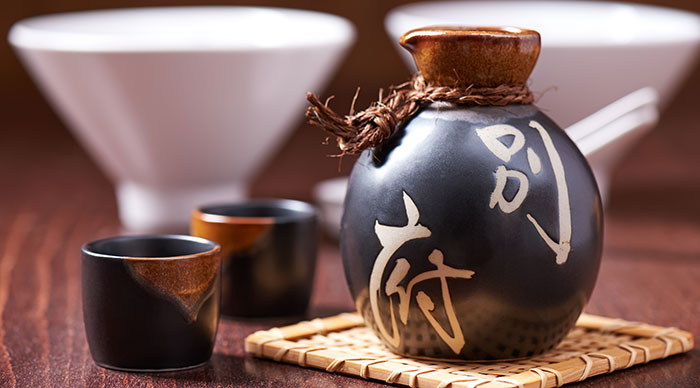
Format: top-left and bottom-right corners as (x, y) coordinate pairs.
(191, 199), (318, 318)
(82, 234), (221, 372)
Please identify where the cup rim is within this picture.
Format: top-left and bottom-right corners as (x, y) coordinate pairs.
(385, 0), (700, 48)
(193, 199), (317, 225)
(8, 6), (356, 53)
(82, 234), (220, 261)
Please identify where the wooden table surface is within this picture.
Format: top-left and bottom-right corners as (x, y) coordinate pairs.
(1, 82), (700, 388)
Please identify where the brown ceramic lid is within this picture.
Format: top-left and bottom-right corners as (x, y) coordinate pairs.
(400, 26), (541, 88)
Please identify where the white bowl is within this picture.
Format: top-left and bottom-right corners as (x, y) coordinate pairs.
(386, 1), (700, 128)
(9, 6), (355, 232)
(313, 176), (348, 239)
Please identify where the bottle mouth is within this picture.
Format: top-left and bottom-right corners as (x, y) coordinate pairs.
(399, 25), (541, 88)
(401, 25), (538, 44)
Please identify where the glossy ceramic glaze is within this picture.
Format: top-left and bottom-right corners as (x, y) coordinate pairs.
(341, 27), (603, 360)
(81, 234), (221, 371)
(191, 200), (318, 317)
(385, 1), (700, 206)
(400, 26), (540, 87)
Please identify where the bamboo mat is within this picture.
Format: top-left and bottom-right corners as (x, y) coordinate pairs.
(245, 313), (693, 388)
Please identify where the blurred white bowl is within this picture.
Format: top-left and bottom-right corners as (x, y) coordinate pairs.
(9, 6), (355, 232)
(386, 1), (700, 128)
(313, 176), (348, 239)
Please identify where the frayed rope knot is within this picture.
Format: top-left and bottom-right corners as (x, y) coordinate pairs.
(306, 74), (534, 156)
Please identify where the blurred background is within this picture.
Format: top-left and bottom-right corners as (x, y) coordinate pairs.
(2, 0), (699, 252)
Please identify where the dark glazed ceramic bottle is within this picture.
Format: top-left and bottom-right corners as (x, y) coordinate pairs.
(341, 27), (603, 360)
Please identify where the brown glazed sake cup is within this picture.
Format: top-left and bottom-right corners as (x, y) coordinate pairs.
(191, 199), (318, 318)
(82, 234), (221, 372)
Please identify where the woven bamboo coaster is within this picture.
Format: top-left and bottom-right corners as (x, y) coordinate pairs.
(245, 312), (693, 388)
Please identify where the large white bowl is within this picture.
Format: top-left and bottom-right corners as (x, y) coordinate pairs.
(386, 1), (700, 128)
(9, 6), (355, 232)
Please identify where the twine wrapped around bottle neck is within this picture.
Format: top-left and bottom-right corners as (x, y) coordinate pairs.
(305, 74), (534, 156)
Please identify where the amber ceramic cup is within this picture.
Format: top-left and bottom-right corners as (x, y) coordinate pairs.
(191, 199), (318, 318)
(81, 234), (221, 372)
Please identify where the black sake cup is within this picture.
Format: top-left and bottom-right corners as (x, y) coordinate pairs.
(82, 234), (221, 372)
(191, 199), (318, 318)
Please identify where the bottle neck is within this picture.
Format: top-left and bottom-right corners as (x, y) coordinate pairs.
(400, 26), (540, 88)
